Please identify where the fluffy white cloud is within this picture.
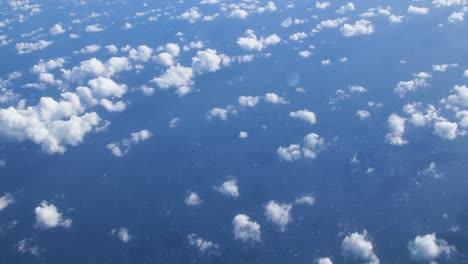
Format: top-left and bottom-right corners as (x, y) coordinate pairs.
(75, 44), (101, 54)
(441, 85), (468, 110)
(111, 227), (131, 243)
(403, 103), (440, 127)
(408, 233), (455, 261)
(315, 1), (331, 9)
(432, 63), (458, 72)
(179, 8), (202, 23)
(151, 64), (194, 96)
(289, 109), (317, 124)
(434, 120), (458, 140)
(238, 96), (260, 107)
(277, 144), (302, 161)
(289, 32), (307, 41)
(385, 113), (407, 145)
(239, 131), (248, 138)
(153, 52), (174, 67)
(185, 192), (202, 206)
(50, 23), (65, 35)
(188, 233), (219, 253)
(216, 179), (239, 198)
(277, 133), (324, 161)
(63, 57), (132, 83)
(85, 24), (104, 32)
(129, 45), (153, 62)
(394, 72), (431, 97)
(265, 201), (292, 231)
(340, 19), (375, 37)
(356, 110), (371, 119)
(106, 129), (152, 157)
(342, 231), (380, 264)
(336, 2), (355, 14)
(99, 99), (126, 112)
(388, 14), (404, 24)
(229, 9), (249, 19)
(88, 77), (127, 98)
(448, 11), (464, 22)
(237, 29), (281, 51)
(34, 201), (72, 230)
(31, 58), (65, 74)
(408, 6), (430, 15)
(0, 193), (14, 211)
(433, 0), (466, 7)
(191, 49), (227, 73)
(0, 93), (102, 154)
(315, 257), (333, 264)
(16, 40), (53, 54)
(295, 194), (315, 206)
(264, 93), (286, 104)
(207, 106), (236, 120)
(232, 214), (261, 243)
(316, 18), (348, 31)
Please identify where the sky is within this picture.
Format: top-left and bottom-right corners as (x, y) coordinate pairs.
(0, 0), (468, 263)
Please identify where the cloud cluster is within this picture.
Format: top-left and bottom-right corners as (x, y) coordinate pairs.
(34, 201), (72, 230)
(107, 129), (152, 157)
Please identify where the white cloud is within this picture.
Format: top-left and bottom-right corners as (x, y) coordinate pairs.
(342, 231), (380, 264)
(316, 18), (348, 31)
(229, 9), (249, 19)
(237, 29), (281, 51)
(433, 0), (466, 7)
(418, 162), (443, 178)
(388, 14), (404, 24)
(17, 239), (40, 256)
(232, 214), (261, 243)
(408, 6), (430, 15)
(336, 2), (355, 14)
(289, 109), (317, 124)
(238, 96), (260, 107)
(179, 8), (202, 23)
(239, 131), (248, 138)
(277, 133), (324, 161)
(185, 192), (202, 206)
(191, 49), (226, 73)
(107, 129), (152, 157)
(111, 227), (132, 243)
(169, 117), (182, 128)
(75, 44), (101, 54)
(88, 77), (127, 98)
(0, 193), (14, 211)
(16, 40), (53, 54)
(49, 23), (65, 35)
(315, 257), (333, 264)
(340, 19), (375, 37)
(408, 233), (455, 261)
(394, 73), (431, 97)
(34, 201), (72, 230)
(63, 57), (132, 83)
(99, 99), (126, 112)
(315, 1), (331, 9)
(356, 110), (371, 119)
(434, 120), (458, 140)
(151, 64), (194, 96)
(385, 113), (407, 145)
(295, 194), (315, 206)
(31, 58), (65, 74)
(122, 22), (133, 30)
(153, 52), (174, 67)
(188, 233), (219, 253)
(432, 63), (458, 72)
(216, 179), (239, 198)
(129, 45), (153, 62)
(85, 24), (104, 32)
(0, 94), (102, 154)
(264, 93), (286, 104)
(264, 201), (292, 231)
(207, 106), (236, 120)
(441, 85), (468, 110)
(277, 144), (302, 161)
(448, 11), (464, 22)
(289, 32), (307, 41)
